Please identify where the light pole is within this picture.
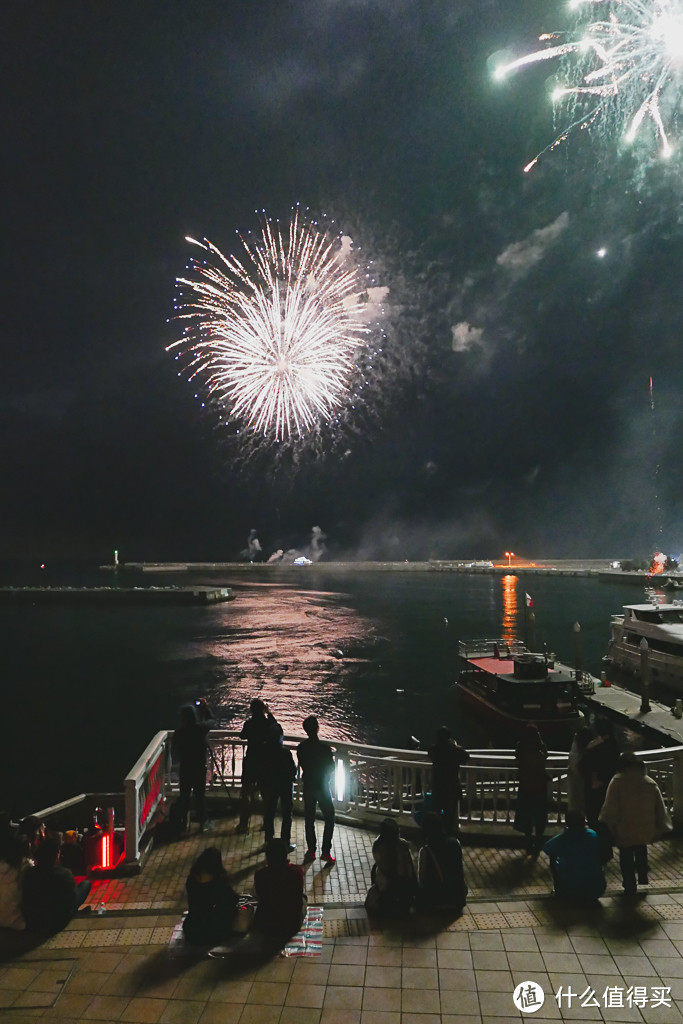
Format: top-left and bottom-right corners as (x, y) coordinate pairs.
(505, 551), (514, 567)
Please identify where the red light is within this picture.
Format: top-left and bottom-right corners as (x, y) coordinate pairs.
(101, 833), (112, 869)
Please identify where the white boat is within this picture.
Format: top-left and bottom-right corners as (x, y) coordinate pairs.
(605, 602), (683, 690)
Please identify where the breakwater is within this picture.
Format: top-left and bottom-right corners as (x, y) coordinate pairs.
(0, 585), (233, 605)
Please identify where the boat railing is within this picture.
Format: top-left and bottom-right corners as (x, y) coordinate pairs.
(458, 639), (528, 659)
(113, 734), (683, 868)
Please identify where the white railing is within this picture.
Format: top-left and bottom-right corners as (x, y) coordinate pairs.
(122, 731), (683, 868)
(124, 731), (173, 868)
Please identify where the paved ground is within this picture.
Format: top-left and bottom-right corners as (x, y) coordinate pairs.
(2, 811), (683, 1023)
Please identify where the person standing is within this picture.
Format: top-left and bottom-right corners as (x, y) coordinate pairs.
(236, 699), (283, 834)
(580, 719), (621, 827)
(580, 718), (621, 862)
(513, 724), (549, 854)
(427, 726), (469, 834)
(599, 752), (672, 894)
(296, 716), (336, 864)
(172, 701), (214, 833)
(261, 736), (297, 851)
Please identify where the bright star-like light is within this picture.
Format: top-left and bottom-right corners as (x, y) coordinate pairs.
(169, 210), (385, 444)
(494, 0), (683, 171)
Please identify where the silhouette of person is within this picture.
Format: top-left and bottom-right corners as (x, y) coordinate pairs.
(365, 817), (417, 916)
(183, 846), (240, 945)
(417, 811), (467, 913)
(296, 716), (336, 864)
(513, 724), (548, 854)
(172, 701), (214, 833)
(22, 835), (91, 934)
(580, 718), (621, 862)
(236, 699), (283, 834)
(599, 752), (672, 894)
(543, 810), (606, 902)
(427, 726), (469, 834)
(261, 737), (297, 851)
(253, 838), (306, 944)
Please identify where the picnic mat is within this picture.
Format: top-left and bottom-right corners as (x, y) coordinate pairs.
(168, 907), (323, 959)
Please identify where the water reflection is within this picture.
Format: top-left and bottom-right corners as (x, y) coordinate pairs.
(501, 574), (518, 643)
(171, 581), (384, 744)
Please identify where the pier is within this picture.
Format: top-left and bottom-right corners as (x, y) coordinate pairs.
(100, 557), (618, 578)
(0, 586), (234, 606)
(4, 733), (683, 1020)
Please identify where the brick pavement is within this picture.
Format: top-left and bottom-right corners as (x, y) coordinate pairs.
(2, 811), (683, 1022)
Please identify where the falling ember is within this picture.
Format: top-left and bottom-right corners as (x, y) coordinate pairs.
(493, 0), (683, 170)
(169, 210), (381, 442)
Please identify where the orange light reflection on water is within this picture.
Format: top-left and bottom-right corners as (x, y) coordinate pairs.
(501, 574), (518, 643)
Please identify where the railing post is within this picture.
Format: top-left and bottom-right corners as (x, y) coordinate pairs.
(124, 776), (141, 867)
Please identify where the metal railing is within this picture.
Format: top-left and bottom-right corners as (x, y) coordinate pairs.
(120, 731), (683, 869)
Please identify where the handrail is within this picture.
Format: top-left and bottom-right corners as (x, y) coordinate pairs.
(121, 731), (683, 868)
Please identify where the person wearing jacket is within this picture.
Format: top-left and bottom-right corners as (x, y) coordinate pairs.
(598, 752), (672, 894)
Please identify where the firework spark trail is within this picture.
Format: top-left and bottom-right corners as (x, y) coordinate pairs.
(494, 0), (683, 170)
(169, 211), (376, 442)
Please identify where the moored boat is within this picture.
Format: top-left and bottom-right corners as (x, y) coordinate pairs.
(455, 639), (590, 740)
(605, 602), (683, 691)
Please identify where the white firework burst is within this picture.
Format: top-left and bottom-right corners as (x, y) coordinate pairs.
(169, 210), (382, 442)
(494, 0), (683, 171)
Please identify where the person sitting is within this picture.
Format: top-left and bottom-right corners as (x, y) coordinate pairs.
(59, 831), (87, 877)
(0, 812), (26, 931)
(183, 847), (240, 946)
(17, 816), (45, 861)
(22, 835), (91, 934)
(365, 818), (417, 916)
(542, 810), (606, 902)
(252, 839), (306, 947)
(417, 811), (468, 913)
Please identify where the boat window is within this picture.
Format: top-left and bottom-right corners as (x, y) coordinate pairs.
(634, 609), (665, 623)
(659, 609), (683, 624)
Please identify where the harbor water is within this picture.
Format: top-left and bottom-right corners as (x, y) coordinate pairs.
(0, 565), (648, 817)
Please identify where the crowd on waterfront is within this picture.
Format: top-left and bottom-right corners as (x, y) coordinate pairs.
(0, 701), (675, 953)
(169, 700), (676, 951)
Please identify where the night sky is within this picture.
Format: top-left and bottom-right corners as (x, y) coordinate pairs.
(4, 0), (683, 564)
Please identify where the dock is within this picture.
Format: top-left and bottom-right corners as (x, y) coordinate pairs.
(586, 679), (683, 746)
(0, 585), (234, 606)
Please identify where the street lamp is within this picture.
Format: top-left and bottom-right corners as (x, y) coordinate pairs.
(505, 551), (514, 567)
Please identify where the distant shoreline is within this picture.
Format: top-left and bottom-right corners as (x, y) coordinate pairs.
(97, 558), (652, 582)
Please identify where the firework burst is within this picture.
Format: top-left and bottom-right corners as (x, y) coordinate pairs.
(494, 0), (683, 171)
(169, 210), (385, 444)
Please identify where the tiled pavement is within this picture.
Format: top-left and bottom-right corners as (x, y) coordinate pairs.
(2, 813), (683, 1023)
